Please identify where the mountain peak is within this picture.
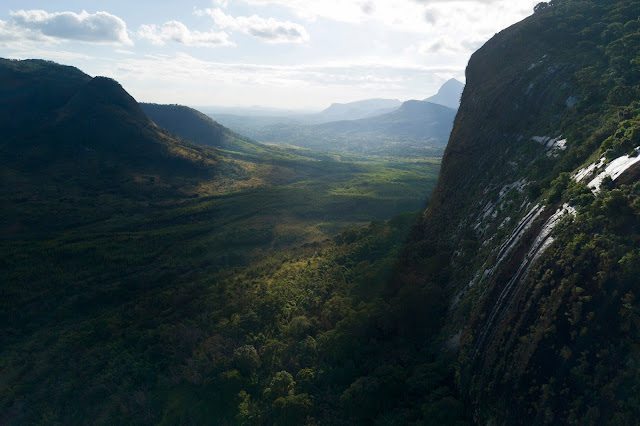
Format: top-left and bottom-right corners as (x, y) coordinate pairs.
(424, 78), (465, 109)
(0, 58), (91, 130)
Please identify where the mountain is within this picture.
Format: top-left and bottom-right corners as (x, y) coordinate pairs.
(399, 1), (640, 423)
(315, 100), (454, 139)
(210, 99), (455, 157)
(141, 103), (228, 146)
(0, 60), (227, 184)
(424, 78), (464, 109)
(0, 59), (91, 131)
(315, 98), (403, 121)
(201, 105), (311, 117)
(140, 103), (266, 154)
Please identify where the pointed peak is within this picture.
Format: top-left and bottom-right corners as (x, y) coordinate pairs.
(424, 78), (465, 109)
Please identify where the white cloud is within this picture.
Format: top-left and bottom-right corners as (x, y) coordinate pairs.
(138, 21), (233, 47)
(424, 8), (440, 25)
(111, 52), (460, 98)
(406, 36), (485, 56)
(9, 10), (132, 45)
(0, 19), (53, 44)
(239, 0), (539, 36)
(197, 8), (309, 44)
(108, 52), (465, 108)
(411, 0), (501, 3)
(362, 1), (375, 15)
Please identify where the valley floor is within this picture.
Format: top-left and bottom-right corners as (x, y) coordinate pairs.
(1, 150), (456, 424)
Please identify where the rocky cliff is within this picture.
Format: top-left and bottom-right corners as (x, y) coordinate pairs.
(417, 1), (640, 422)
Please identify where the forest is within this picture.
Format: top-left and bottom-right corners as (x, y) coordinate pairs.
(5, 0), (640, 424)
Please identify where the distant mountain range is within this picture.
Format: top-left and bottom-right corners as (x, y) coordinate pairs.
(315, 100), (455, 139)
(314, 98), (403, 122)
(208, 80), (462, 157)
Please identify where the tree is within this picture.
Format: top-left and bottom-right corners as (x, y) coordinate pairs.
(272, 394), (313, 424)
(534, 2), (549, 13)
(265, 371), (295, 399)
(233, 345), (261, 376)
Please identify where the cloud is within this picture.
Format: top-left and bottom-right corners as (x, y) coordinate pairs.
(362, 2), (376, 15)
(411, 0), (500, 3)
(239, 0), (540, 35)
(138, 21), (233, 47)
(406, 37), (484, 56)
(107, 52), (465, 108)
(424, 8), (440, 25)
(197, 8), (309, 44)
(9, 10), (132, 45)
(0, 19), (52, 44)
(113, 52), (460, 92)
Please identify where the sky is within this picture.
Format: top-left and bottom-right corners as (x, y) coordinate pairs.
(0, 0), (541, 110)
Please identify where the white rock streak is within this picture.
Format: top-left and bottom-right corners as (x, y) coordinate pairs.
(527, 203), (576, 266)
(495, 203), (544, 265)
(574, 157), (606, 183)
(532, 136), (568, 156)
(588, 150), (640, 193)
(473, 203), (576, 361)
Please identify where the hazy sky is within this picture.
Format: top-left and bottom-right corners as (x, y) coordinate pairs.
(0, 0), (540, 110)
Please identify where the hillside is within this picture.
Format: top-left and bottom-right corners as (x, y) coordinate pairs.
(0, 59), (91, 131)
(140, 103), (266, 154)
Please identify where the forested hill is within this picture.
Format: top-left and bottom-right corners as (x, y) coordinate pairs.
(140, 103), (266, 154)
(0, 58), (224, 180)
(405, 0), (640, 422)
(141, 103), (228, 147)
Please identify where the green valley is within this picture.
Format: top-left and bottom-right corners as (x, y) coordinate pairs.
(6, 0), (640, 424)
(0, 58), (443, 424)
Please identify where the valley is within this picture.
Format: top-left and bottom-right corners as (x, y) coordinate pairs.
(4, 0), (640, 424)
(0, 58), (445, 424)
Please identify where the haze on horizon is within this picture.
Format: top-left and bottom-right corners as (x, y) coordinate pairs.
(0, 0), (540, 110)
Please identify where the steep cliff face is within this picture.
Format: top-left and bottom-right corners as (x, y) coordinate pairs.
(419, 1), (640, 423)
